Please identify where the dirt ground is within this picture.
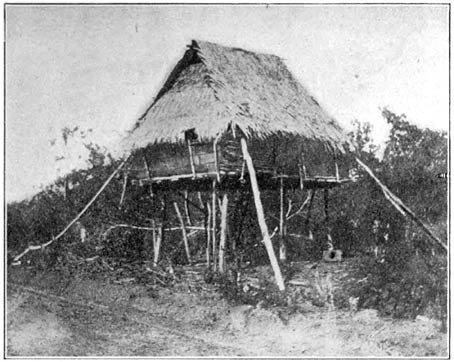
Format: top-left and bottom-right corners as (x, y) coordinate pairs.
(6, 260), (448, 357)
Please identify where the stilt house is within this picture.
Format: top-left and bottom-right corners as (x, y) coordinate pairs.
(121, 40), (352, 290)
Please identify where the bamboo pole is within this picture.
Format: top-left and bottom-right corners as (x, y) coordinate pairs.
(152, 219), (157, 256)
(279, 178), (287, 262)
(198, 192), (205, 210)
(240, 138), (285, 291)
(102, 224), (206, 238)
(298, 164), (304, 190)
(184, 190), (193, 225)
(142, 151), (152, 179)
(213, 135), (221, 182)
(287, 191), (312, 221)
(206, 201), (212, 267)
(174, 202), (192, 264)
(14, 157), (130, 262)
(212, 180), (218, 271)
(156, 195), (167, 265)
(187, 141), (196, 178)
(219, 194), (229, 273)
(118, 172), (128, 208)
(356, 157), (447, 252)
(153, 227), (162, 266)
(176, 191), (205, 213)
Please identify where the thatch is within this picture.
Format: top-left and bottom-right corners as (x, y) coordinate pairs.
(122, 40), (350, 152)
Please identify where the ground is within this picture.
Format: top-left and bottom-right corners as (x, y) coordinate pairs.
(6, 257), (448, 357)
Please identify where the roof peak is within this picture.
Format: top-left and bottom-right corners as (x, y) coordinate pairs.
(190, 39), (281, 60)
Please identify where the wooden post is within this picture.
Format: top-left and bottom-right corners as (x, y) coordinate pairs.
(119, 172), (128, 208)
(240, 160), (246, 182)
(197, 192), (205, 210)
(155, 196), (167, 266)
(213, 136), (221, 182)
(298, 164), (304, 190)
(219, 194), (229, 273)
(279, 178), (287, 262)
(174, 202), (192, 264)
(187, 141), (196, 178)
(142, 151), (152, 179)
(212, 180), (217, 271)
(240, 138), (285, 291)
(304, 190), (316, 230)
(184, 190), (193, 225)
(206, 201), (212, 268)
(152, 219), (157, 252)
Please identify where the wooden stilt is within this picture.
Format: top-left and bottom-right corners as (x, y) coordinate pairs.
(219, 194), (229, 273)
(152, 219), (157, 254)
(304, 190), (316, 236)
(241, 138), (285, 291)
(152, 219), (161, 266)
(174, 202), (192, 264)
(212, 181), (217, 271)
(197, 192), (205, 210)
(187, 141), (196, 178)
(155, 196), (167, 266)
(118, 172), (128, 208)
(279, 178), (287, 262)
(213, 136), (221, 182)
(142, 151), (152, 179)
(206, 201), (212, 268)
(184, 190), (193, 225)
(298, 164), (304, 190)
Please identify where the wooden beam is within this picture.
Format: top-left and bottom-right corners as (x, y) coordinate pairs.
(174, 202), (192, 264)
(240, 138), (285, 291)
(219, 194), (229, 273)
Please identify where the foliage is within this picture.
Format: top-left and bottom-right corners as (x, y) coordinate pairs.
(341, 109), (447, 322)
(6, 109), (448, 325)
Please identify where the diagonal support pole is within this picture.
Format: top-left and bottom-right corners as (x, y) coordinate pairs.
(241, 138), (285, 291)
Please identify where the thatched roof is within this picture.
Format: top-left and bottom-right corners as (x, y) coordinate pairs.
(122, 40), (350, 152)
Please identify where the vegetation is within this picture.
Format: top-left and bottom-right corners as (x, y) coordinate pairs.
(7, 109), (447, 326)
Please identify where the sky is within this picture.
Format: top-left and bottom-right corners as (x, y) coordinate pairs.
(6, 4), (449, 202)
